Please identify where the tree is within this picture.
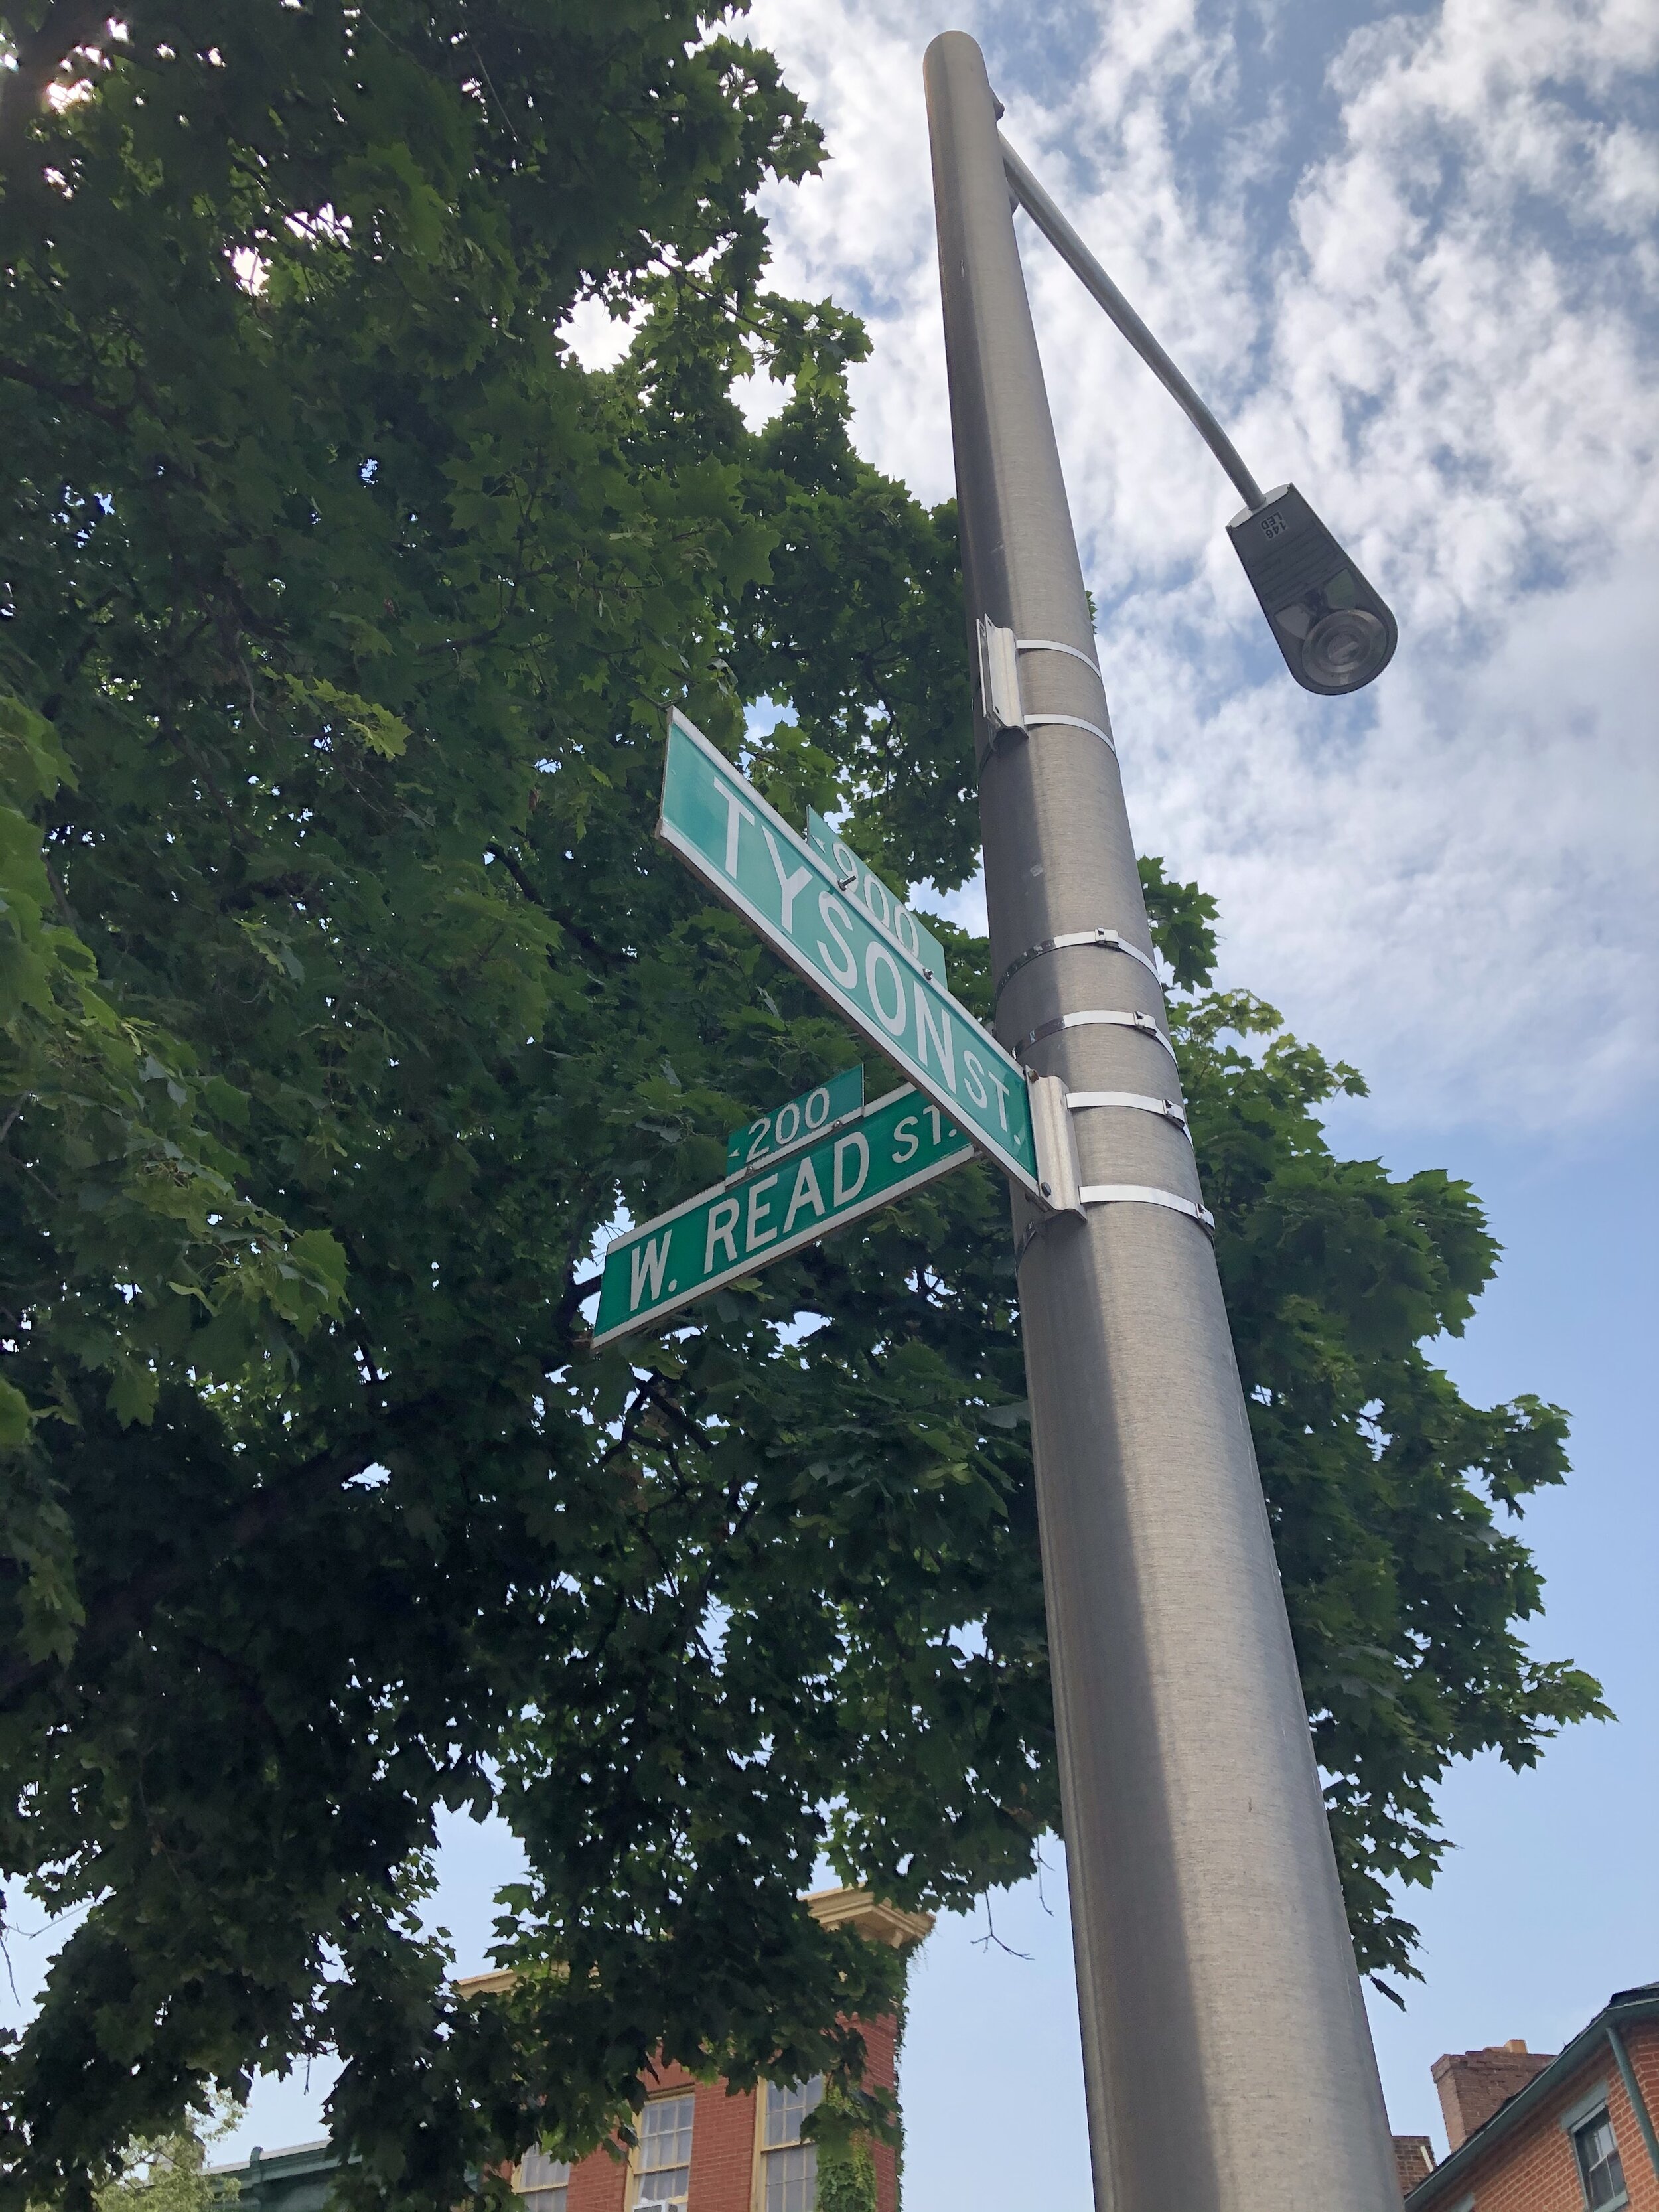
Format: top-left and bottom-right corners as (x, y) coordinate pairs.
(86, 2106), (241, 2212)
(0, 5), (1603, 2208)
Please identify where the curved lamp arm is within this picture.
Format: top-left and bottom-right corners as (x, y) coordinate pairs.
(999, 132), (1267, 513)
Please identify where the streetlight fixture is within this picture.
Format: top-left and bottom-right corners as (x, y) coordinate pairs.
(999, 131), (1398, 695)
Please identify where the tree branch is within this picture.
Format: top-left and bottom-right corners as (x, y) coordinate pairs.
(0, 354), (127, 428)
(484, 844), (622, 972)
(0, 1394), (441, 1712)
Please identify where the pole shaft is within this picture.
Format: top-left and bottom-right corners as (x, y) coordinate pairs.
(923, 35), (1399, 2212)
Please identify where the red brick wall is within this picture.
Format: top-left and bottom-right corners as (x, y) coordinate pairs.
(1394, 2136), (1435, 2194)
(688, 2070), (761, 2212)
(1430, 2022), (1659, 2212)
(566, 2129), (627, 2212)
(857, 2012), (899, 2212)
(563, 2014), (903, 2212)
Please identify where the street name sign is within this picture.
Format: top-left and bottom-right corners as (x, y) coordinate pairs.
(805, 810), (950, 985)
(725, 1065), (865, 1178)
(593, 1084), (972, 1346)
(659, 710), (1039, 1197)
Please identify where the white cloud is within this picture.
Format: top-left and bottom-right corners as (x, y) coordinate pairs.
(741, 0), (1659, 1134)
(1118, 548), (1659, 1128)
(559, 292), (644, 372)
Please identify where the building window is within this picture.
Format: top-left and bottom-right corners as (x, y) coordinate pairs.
(514, 2149), (571, 2212)
(763, 2077), (824, 2212)
(635, 2091), (696, 2211)
(1573, 2109), (1626, 2209)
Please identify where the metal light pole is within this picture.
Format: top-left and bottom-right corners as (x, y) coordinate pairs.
(924, 33), (1400, 2212)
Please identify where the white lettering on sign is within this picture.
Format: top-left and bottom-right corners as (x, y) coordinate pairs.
(737, 1080), (845, 1171)
(833, 1132), (870, 1205)
(865, 942), (907, 1037)
(892, 1114), (918, 1165)
(630, 1233), (672, 1313)
(762, 825), (814, 931)
(826, 830), (938, 978)
(719, 788), (754, 877)
(745, 1171), (780, 1251)
(782, 1153), (826, 1234)
(706, 1196), (740, 1270)
(816, 889), (857, 989)
(962, 1050), (990, 1110)
(914, 982), (956, 1092)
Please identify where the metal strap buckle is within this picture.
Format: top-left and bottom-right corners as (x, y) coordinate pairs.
(1068, 1088), (1190, 1138)
(995, 926), (1159, 1005)
(1018, 1008), (1179, 1065)
(1077, 1183), (1215, 1233)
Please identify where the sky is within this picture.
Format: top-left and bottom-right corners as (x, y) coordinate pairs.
(5, 3), (1656, 2205)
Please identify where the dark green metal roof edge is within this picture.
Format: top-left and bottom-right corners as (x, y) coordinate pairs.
(1405, 1986), (1659, 2210)
(210, 2146), (337, 2170)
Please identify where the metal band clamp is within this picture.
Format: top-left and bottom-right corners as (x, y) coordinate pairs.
(1078, 1183), (1216, 1233)
(1020, 711), (1117, 754)
(1015, 637), (1104, 680)
(1014, 1179), (1214, 1263)
(995, 926), (1159, 1004)
(1068, 1088), (1190, 1137)
(1019, 1008), (1179, 1065)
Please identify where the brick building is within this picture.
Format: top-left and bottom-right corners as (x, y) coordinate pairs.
(214, 1887), (928, 2212)
(1397, 1983), (1659, 2212)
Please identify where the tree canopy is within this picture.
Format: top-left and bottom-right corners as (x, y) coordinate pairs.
(0, 5), (1605, 2208)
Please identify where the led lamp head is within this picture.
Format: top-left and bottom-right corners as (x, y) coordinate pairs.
(1227, 486), (1398, 696)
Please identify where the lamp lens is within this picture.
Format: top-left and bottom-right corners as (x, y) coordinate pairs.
(1302, 607), (1388, 689)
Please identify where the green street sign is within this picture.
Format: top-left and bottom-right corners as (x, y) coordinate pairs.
(594, 1084), (972, 1346)
(726, 1065), (865, 1178)
(658, 711), (1039, 1197)
(805, 810), (949, 986)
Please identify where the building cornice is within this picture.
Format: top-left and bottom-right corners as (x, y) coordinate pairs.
(453, 1887), (934, 2004)
(804, 1886), (934, 1949)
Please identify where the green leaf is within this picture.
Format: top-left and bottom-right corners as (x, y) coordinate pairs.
(281, 676), (412, 760)
(0, 1374), (35, 1449)
(106, 1361), (159, 1430)
(0, 688), (74, 803)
